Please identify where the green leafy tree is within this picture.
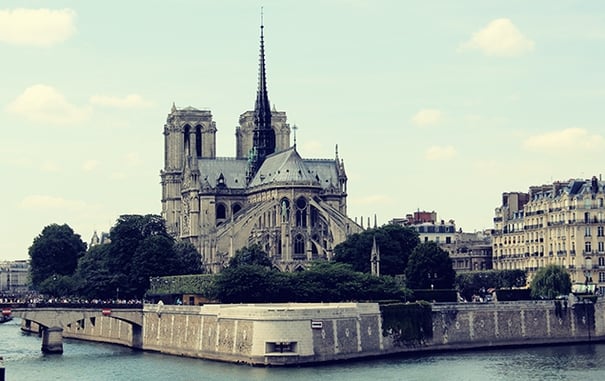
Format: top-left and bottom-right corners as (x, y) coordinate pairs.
(130, 234), (179, 297)
(405, 242), (455, 289)
(174, 241), (203, 274)
(293, 261), (362, 302)
(29, 223), (87, 290)
(106, 214), (177, 298)
(214, 265), (280, 303)
(74, 244), (117, 299)
(228, 244), (272, 268)
(530, 265), (572, 299)
(212, 260), (408, 303)
(38, 274), (78, 297)
(456, 269), (527, 301)
(293, 261), (408, 302)
(334, 224), (419, 275)
(107, 214), (169, 277)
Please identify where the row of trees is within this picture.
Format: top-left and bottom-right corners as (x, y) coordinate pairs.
(333, 225), (456, 289)
(29, 216), (574, 303)
(29, 215), (202, 299)
(214, 245), (408, 303)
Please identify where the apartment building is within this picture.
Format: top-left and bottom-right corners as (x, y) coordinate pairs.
(493, 176), (605, 293)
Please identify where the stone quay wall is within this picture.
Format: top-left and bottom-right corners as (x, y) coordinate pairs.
(45, 300), (605, 365)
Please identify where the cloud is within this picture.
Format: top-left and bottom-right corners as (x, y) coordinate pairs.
(41, 160), (60, 173)
(0, 8), (76, 47)
(425, 145), (457, 160)
(461, 18), (534, 57)
(300, 140), (324, 156)
(6, 84), (91, 125)
(350, 194), (391, 206)
(82, 160), (99, 172)
(412, 109), (442, 126)
(111, 172), (127, 180)
(90, 94), (153, 109)
(124, 152), (143, 167)
(20, 195), (87, 211)
(523, 128), (605, 153)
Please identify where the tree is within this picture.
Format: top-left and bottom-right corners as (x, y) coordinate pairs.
(29, 223), (87, 290)
(334, 224), (419, 275)
(456, 269), (527, 301)
(211, 260), (409, 304)
(405, 242), (455, 289)
(530, 265), (572, 299)
(107, 214), (170, 277)
(75, 244), (117, 299)
(129, 234), (180, 297)
(107, 214), (177, 299)
(173, 241), (203, 274)
(38, 274), (78, 298)
(293, 261), (407, 302)
(214, 265), (280, 303)
(228, 244), (272, 268)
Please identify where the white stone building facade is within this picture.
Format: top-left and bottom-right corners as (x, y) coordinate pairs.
(493, 176), (605, 293)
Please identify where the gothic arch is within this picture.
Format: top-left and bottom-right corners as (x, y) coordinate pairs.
(183, 124), (191, 154)
(295, 196), (308, 227)
(232, 203), (243, 216)
(293, 233), (305, 259)
(216, 202), (227, 221)
(194, 125), (202, 157)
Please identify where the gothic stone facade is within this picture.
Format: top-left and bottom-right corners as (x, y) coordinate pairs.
(160, 26), (361, 273)
(160, 107), (362, 273)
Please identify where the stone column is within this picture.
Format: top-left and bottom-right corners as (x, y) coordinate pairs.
(41, 327), (64, 354)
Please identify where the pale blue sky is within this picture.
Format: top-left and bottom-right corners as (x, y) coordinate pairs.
(2, 1), (605, 260)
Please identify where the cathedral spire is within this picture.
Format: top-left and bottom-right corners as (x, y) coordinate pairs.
(248, 9), (276, 183)
(254, 11), (271, 132)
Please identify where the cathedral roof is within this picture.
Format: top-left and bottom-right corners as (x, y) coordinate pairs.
(198, 158), (248, 189)
(249, 146), (319, 187)
(196, 150), (341, 192)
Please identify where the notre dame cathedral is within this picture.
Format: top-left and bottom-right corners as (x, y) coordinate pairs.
(160, 23), (362, 273)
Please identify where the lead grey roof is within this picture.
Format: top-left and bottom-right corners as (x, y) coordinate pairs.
(198, 147), (340, 191)
(198, 157), (248, 189)
(249, 147), (318, 187)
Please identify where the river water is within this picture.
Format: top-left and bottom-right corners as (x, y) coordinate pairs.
(2, 317), (605, 381)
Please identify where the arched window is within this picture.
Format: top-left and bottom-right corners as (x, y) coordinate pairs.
(294, 234), (305, 258)
(195, 125), (202, 157)
(216, 203), (227, 220)
(232, 203), (242, 216)
(296, 197), (307, 227)
(183, 125), (191, 154)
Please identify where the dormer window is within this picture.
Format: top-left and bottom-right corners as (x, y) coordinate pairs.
(217, 173), (226, 187)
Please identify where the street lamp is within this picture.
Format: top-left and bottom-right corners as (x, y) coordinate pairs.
(428, 272), (437, 290)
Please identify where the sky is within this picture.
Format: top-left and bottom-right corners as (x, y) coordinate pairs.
(1, 1), (605, 261)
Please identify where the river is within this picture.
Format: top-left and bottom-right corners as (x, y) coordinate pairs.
(2, 317), (605, 381)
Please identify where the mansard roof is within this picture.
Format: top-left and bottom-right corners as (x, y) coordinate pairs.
(529, 177), (605, 202)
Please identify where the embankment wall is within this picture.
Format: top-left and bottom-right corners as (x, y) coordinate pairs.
(50, 300), (605, 365)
